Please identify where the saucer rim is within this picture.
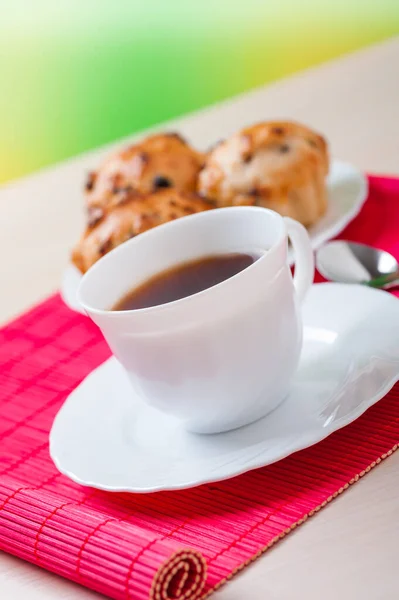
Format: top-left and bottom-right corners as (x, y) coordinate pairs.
(50, 370), (399, 493)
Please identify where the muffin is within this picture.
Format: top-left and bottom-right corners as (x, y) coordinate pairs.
(85, 133), (204, 219)
(72, 189), (212, 274)
(198, 121), (329, 227)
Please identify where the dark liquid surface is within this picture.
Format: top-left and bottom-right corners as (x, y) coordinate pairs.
(113, 252), (259, 311)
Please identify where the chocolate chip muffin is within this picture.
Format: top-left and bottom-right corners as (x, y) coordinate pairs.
(85, 133), (204, 220)
(198, 121), (329, 227)
(72, 189), (212, 274)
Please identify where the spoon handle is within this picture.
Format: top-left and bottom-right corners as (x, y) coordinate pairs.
(364, 271), (399, 289)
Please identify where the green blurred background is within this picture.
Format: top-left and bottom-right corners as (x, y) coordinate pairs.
(1, 0), (398, 184)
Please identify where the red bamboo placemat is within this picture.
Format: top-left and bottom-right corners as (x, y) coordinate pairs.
(0, 175), (398, 600)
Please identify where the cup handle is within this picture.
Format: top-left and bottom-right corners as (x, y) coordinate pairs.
(284, 217), (315, 305)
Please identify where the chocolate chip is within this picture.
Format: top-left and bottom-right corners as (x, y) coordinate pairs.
(243, 154), (253, 164)
(279, 144), (290, 153)
(139, 151), (149, 164)
(272, 126), (284, 135)
(112, 186), (121, 194)
(249, 188), (258, 196)
(308, 139), (317, 148)
(85, 171), (96, 192)
(98, 238), (113, 256)
(153, 175), (172, 189)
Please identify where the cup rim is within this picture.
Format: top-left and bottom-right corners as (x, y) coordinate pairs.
(77, 206), (286, 317)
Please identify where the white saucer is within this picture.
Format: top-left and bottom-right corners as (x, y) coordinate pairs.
(50, 284), (399, 493)
(61, 161), (368, 314)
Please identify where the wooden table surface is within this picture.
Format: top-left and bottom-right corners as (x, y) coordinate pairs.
(1, 37), (399, 600)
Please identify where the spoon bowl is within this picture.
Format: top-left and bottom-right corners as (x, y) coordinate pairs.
(316, 241), (399, 289)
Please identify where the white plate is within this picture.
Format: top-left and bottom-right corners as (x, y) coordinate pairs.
(50, 283), (399, 493)
(61, 160), (368, 314)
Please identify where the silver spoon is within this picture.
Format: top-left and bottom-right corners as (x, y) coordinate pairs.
(316, 241), (399, 290)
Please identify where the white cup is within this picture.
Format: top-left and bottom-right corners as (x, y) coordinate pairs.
(78, 207), (314, 434)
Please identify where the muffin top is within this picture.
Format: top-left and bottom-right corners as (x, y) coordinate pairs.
(72, 189), (212, 273)
(85, 132), (205, 216)
(198, 121), (329, 206)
